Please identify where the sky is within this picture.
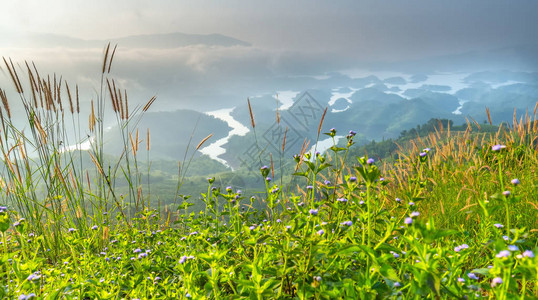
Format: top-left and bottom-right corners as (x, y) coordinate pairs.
(1, 0), (538, 112)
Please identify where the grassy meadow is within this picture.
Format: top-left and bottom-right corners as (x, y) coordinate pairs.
(0, 50), (537, 299)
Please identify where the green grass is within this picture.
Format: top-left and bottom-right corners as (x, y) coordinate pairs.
(0, 51), (537, 299)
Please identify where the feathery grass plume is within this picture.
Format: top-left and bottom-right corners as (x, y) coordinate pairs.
(102, 43), (111, 74)
(247, 97), (255, 128)
(486, 107), (492, 125)
(25, 62), (39, 108)
(317, 107), (327, 139)
(147, 128), (150, 151)
(76, 85), (80, 113)
(282, 127), (288, 152)
(118, 88), (125, 119)
(89, 100), (96, 132)
(196, 134), (213, 150)
(3, 57), (23, 94)
(106, 79), (118, 113)
(0, 89), (11, 119)
(124, 90), (129, 119)
(143, 96), (157, 112)
(65, 81), (74, 114)
(129, 132), (137, 156)
(107, 44), (117, 74)
(470, 116), (481, 131)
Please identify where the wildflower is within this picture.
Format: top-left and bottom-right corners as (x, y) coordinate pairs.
(404, 217), (413, 225)
(306, 185), (313, 190)
(179, 255), (188, 264)
(419, 152), (427, 157)
(522, 250), (534, 258)
(249, 225), (256, 230)
(458, 278), (465, 283)
(315, 151), (320, 156)
(423, 148), (431, 152)
(314, 276), (322, 282)
(491, 144), (506, 151)
(395, 198), (401, 203)
(133, 248), (142, 253)
(349, 176), (357, 182)
(502, 191), (510, 197)
(276, 219), (281, 223)
(309, 209), (318, 216)
(496, 250), (510, 258)
(510, 178), (520, 185)
(266, 177), (272, 182)
(324, 180), (331, 185)
(359, 200), (365, 205)
(393, 282), (401, 288)
(186, 292), (192, 298)
(410, 211), (420, 218)
(27, 273), (41, 281)
(341, 220), (353, 227)
(19, 294), (37, 300)
(138, 253), (147, 259)
(366, 158), (375, 165)
(226, 186), (232, 193)
(317, 229), (325, 235)
(285, 225), (291, 230)
(467, 273), (479, 280)
(508, 245), (519, 251)
(408, 202), (415, 206)
(271, 187), (279, 193)
(390, 251), (400, 258)
(68, 228), (76, 233)
(494, 223), (504, 228)
(349, 130), (356, 136)
(503, 235), (511, 241)
(491, 277), (503, 287)
(330, 128), (336, 134)
(91, 225), (98, 230)
(207, 177), (215, 184)
(337, 198), (347, 203)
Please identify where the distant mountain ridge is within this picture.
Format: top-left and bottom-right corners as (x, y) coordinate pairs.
(3, 32), (251, 48)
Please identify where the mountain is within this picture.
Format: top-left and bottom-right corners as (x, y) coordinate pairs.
(3, 32), (251, 48)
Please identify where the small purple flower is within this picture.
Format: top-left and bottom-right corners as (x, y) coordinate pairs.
(271, 187), (279, 193)
(324, 180), (331, 185)
(419, 152), (427, 157)
(408, 202), (415, 206)
(366, 158), (375, 165)
(395, 198), (401, 203)
(404, 217), (413, 225)
(249, 225), (256, 230)
(457, 278), (465, 283)
(261, 166), (268, 171)
(491, 144), (506, 151)
(494, 223), (504, 228)
(133, 248), (142, 253)
(349, 176), (357, 182)
(467, 273), (479, 280)
(508, 245), (519, 251)
(359, 200), (365, 205)
(423, 148), (431, 152)
(349, 130), (356, 136)
(522, 250), (534, 258)
(454, 246), (462, 252)
(337, 198), (347, 203)
(226, 186), (232, 193)
(266, 177), (272, 182)
(91, 225), (98, 230)
(309, 209), (318, 216)
(390, 251), (399, 258)
(341, 221), (353, 227)
(315, 151), (320, 156)
(503, 235), (511, 241)
(393, 282), (401, 288)
(491, 277), (503, 287)
(276, 219), (281, 223)
(317, 229), (325, 235)
(314, 276), (322, 282)
(179, 255), (188, 264)
(496, 250), (510, 258)
(68, 228), (76, 233)
(138, 252), (147, 259)
(410, 211), (420, 218)
(306, 185), (313, 190)
(502, 191), (511, 197)
(510, 178), (520, 185)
